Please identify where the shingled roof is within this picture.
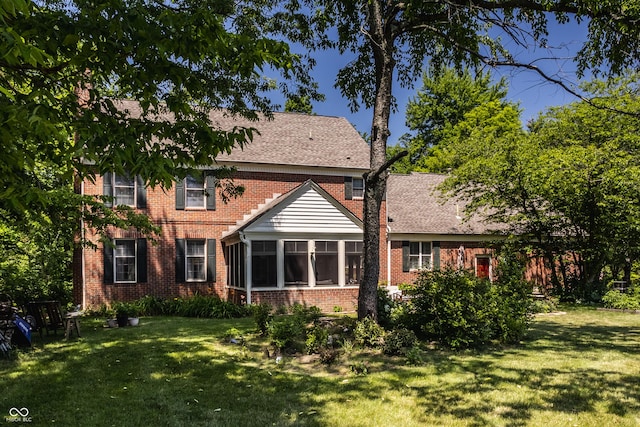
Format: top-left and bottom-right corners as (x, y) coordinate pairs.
(113, 100), (370, 170)
(213, 112), (370, 170)
(387, 173), (502, 236)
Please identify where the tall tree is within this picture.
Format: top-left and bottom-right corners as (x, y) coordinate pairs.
(390, 67), (511, 173)
(258, 0), (640, 320)
(0, 0), (305, 218)
(442, 73), (640, 300)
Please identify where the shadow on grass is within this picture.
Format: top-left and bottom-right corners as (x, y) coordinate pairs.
(0, 312), (639, 426)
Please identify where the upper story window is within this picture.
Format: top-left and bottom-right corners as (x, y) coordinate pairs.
(185, 175), (205, 208)
(352, 178), (364, 199)
(176, 173), (216, 210)
(344, 176), (365, 200)
(113, 174), (135, 206)
(103, 172), (146, 208)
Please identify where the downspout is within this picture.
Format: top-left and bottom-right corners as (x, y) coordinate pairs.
(239, 232), (250, 304)
(81, 180), (86, 309)
(386, 224), (391, 286)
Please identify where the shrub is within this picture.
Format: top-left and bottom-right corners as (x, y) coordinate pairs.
(290, 303), (322, 323)
(530, 297), (559, 314)
(305, 325), (330, 354)
(382, 328), (418, 356)
(405, 345), (425, 365)
(354, 316), (385, 348)
(267, 316), (306, 351)
(377, 286), (396, 328)
(410, 258), (533, 349)
(602, 288), (640, 310)
(250, 303), (273, 335)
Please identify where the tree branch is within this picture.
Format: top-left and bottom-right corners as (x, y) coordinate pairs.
(367, 149), (408, 183)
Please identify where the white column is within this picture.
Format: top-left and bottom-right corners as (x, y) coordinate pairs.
(245, 240), (252, 304)
(308, 240), (316, 287)
(277, 240), (284, 288)
(338, 240), (345, 287)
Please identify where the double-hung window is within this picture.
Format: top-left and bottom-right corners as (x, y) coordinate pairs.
(103, 172), (146, 208)
(409, 242), (431, 270)
(104, 238), (147, 284)
(403, 241), (432, 272)
(114, 174), (135, 206)
(185, 175), (205, 209)
(175, 239), (216, 283)
(352, 178), (364, 198)
(114, 240), (136, 282)
(345, 176), (365, 200)
(176, 173), (216, 210)
(186, 240), (206, 281)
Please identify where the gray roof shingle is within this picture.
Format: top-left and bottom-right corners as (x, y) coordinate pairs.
(387, 172), (501, 235)
(113, 100), (370, 170)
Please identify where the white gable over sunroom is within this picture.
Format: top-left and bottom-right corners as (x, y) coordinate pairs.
(222, 180), (364, 303)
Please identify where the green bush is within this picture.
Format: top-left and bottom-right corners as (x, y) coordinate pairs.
(305, 325), (330, 354)
(409, 256), (533, 349)
(250, 303), (273, 335)
(377, 286), (396, 328)
(382, 328), (417, 356)
(101, 295), (248, 319)
(267, 316), (307, 351)
(354, 316), (385, 348)
(290, 303), (322, 323)
(602, 289), (640, 310)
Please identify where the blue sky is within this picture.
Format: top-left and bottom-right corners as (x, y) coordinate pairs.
(288, 18), (591, 146)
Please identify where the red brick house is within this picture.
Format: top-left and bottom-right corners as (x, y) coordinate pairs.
(386, 173), (504, 289)
(76, 103), (380, 312)
(74, 103), (513, 311)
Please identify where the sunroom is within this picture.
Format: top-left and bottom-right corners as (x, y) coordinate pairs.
(222, 180), (363, 310)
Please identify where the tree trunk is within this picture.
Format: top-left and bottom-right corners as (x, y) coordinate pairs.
(358, 2), (395, 321)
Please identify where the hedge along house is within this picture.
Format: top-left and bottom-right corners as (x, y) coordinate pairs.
(75, 100), (382, 312)
(386, 172), (507, 287)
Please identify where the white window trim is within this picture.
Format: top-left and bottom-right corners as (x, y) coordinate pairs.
(185, 174), (206, 210)
(352, 177), (364, 199)
(185, 239), (207, 282)
(113, 173), (136, 207)
(114, 239), (136, 283)
(409, 241), (432, 272)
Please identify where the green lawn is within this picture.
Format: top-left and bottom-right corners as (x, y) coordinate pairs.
(1, 307), (639, 426)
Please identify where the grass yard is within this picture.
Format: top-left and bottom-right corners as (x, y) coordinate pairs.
(1, 307), (639, 426)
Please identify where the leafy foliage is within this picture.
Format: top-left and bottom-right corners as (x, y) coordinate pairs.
(254, 0), (640, 320)
(407, 260), (533, 349)
(602, 287), (640, 310)
(354, 316), (385, 348)
(443, 73), (640, 301)
(105, 295), (249, 319)
(381, 328), (417, 356)
(250, 303), (273, 335)
(390, 67), (512, 173)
